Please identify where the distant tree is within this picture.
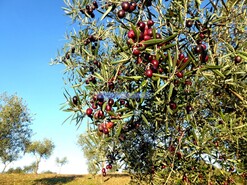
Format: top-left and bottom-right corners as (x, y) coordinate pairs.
(77, 132), (102, 174)
(78, 131), (122, 175)
(6, 167), (25, 174)
(55, 156), (68, 174)
(23, 162), (36, 174)
(0, 92), (32, 173)
(26, 138), (55, 174)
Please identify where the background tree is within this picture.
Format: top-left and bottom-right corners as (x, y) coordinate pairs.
(53, 0), (247, 184)
(78, 132), (122, 175)
(23, 162), (36, 174)
(77, 132), (103, 174)
(26, 138), (55, 174)
(55, 156), (68, 174)
(0, 92), (32, 173)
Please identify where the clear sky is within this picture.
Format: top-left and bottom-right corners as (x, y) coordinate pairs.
(0, 0), (88, 174)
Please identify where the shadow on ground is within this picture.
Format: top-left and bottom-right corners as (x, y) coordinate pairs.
(33, 175), (83, 185)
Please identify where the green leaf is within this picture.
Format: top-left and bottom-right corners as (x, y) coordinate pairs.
(116, 107), (129, 112)
(141, 114), (149, 125)
(142, 39), (165, 45)
(111, 58), (130, 64)
(237, 51), (247, 57)
(195, 0), (201, 9)
(152, 73), (168, 79)
(168, 83), (174, 102)
(167, 50), (173, 69)
(154, 81), (170, 96)
(163, 33), (178, 43)
(120, 76), (143, 80)
(236, 53), (247, 61)
(186, 48), (197, 66)
(102, 101), (107, 112)
(116, 123), (122, 138)
(100, 6), (112, 21)
(160, 43), (176, 51)
(121, 113), (133, 119)
(213, 70), (225, 78)
(130, 23), (140, 42)
(204, 65), (223, 69)
(133, 80), (148, 93)
(93, 72), (105, 81)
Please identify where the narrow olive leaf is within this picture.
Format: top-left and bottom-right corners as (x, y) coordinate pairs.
(152, 27), (157, 38)
(236, 53), (247, 61)
(111, 58), (130, 64)
(100, 6), (113, 21)
(163, 33), (178, 43)
(93, 72), (105, 81)
(133, 80), (148, 93)
(233, 124), (247, 130)
(130, 23), (140, 42)
(167, 50), (173, 69)
(120, 76), (143, 80)
(195, 0), (201, 9)
(62, 114), (73, 125)
(154, 81), (170, 96)
(237, 51), (247, 57)
(72, 83), (81, 88)
(168, 83), (174, 102)
(116, 107), (129, 112)
(160, 43), (176, 51)
(152, 73), (168, 79)
(218, 38), (235, 52)
(121, 113), (134, 119)
(186, 48), (197, 66)
(204, 65), (223, 69)
(141, 114), (149, 125)
(102, 62), (108, 80)
(212, 69), (226, 78)
(116, 123), (122, 138)
(227, 0), (239, 10)
(63, 108), (74, 112)
(102, 101), (108, 112)
(142, 39), (165, 45)
(119, 52), (129, 59)
(228, 88), (244, 101)
(76, 68), (83, 77)
(80, 46), (93, 57)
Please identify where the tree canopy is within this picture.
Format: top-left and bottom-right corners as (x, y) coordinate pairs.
(26, 138), (55, 174)
(53, 0), (247, 184)
(0, 92), (32, 172)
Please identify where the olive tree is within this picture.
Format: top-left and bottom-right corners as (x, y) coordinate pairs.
(55, 156), (68, 174)
(26, 138), (55, 174)
(52, 0), (247, 184)
(0, 92), (32, 173)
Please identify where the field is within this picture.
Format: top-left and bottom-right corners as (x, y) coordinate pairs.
(0, 173), (130, 185)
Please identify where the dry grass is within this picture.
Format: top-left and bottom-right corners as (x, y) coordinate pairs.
(0, 173), (130, 185)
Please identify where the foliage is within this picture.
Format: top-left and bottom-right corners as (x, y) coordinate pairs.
(55, 156), (68, 174)
(26, 138), (55, 174)
(78, 132), (122, 174)
(6, 167), (25, 174)
(0, 92), (33, 172)
(53, 0), (247, 184)
(5, 163), (37, 174)
(78, 132), (103, 174)
(23, 162), (36, 174)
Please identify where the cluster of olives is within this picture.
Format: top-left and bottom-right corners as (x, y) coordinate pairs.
(117, 2), (137, 19)
(80, 1), (98, 18)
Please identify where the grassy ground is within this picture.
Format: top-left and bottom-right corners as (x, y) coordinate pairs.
(0, 173), (130, 185)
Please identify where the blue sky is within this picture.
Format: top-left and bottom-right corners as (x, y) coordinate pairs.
(0, 0), (88, 174)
